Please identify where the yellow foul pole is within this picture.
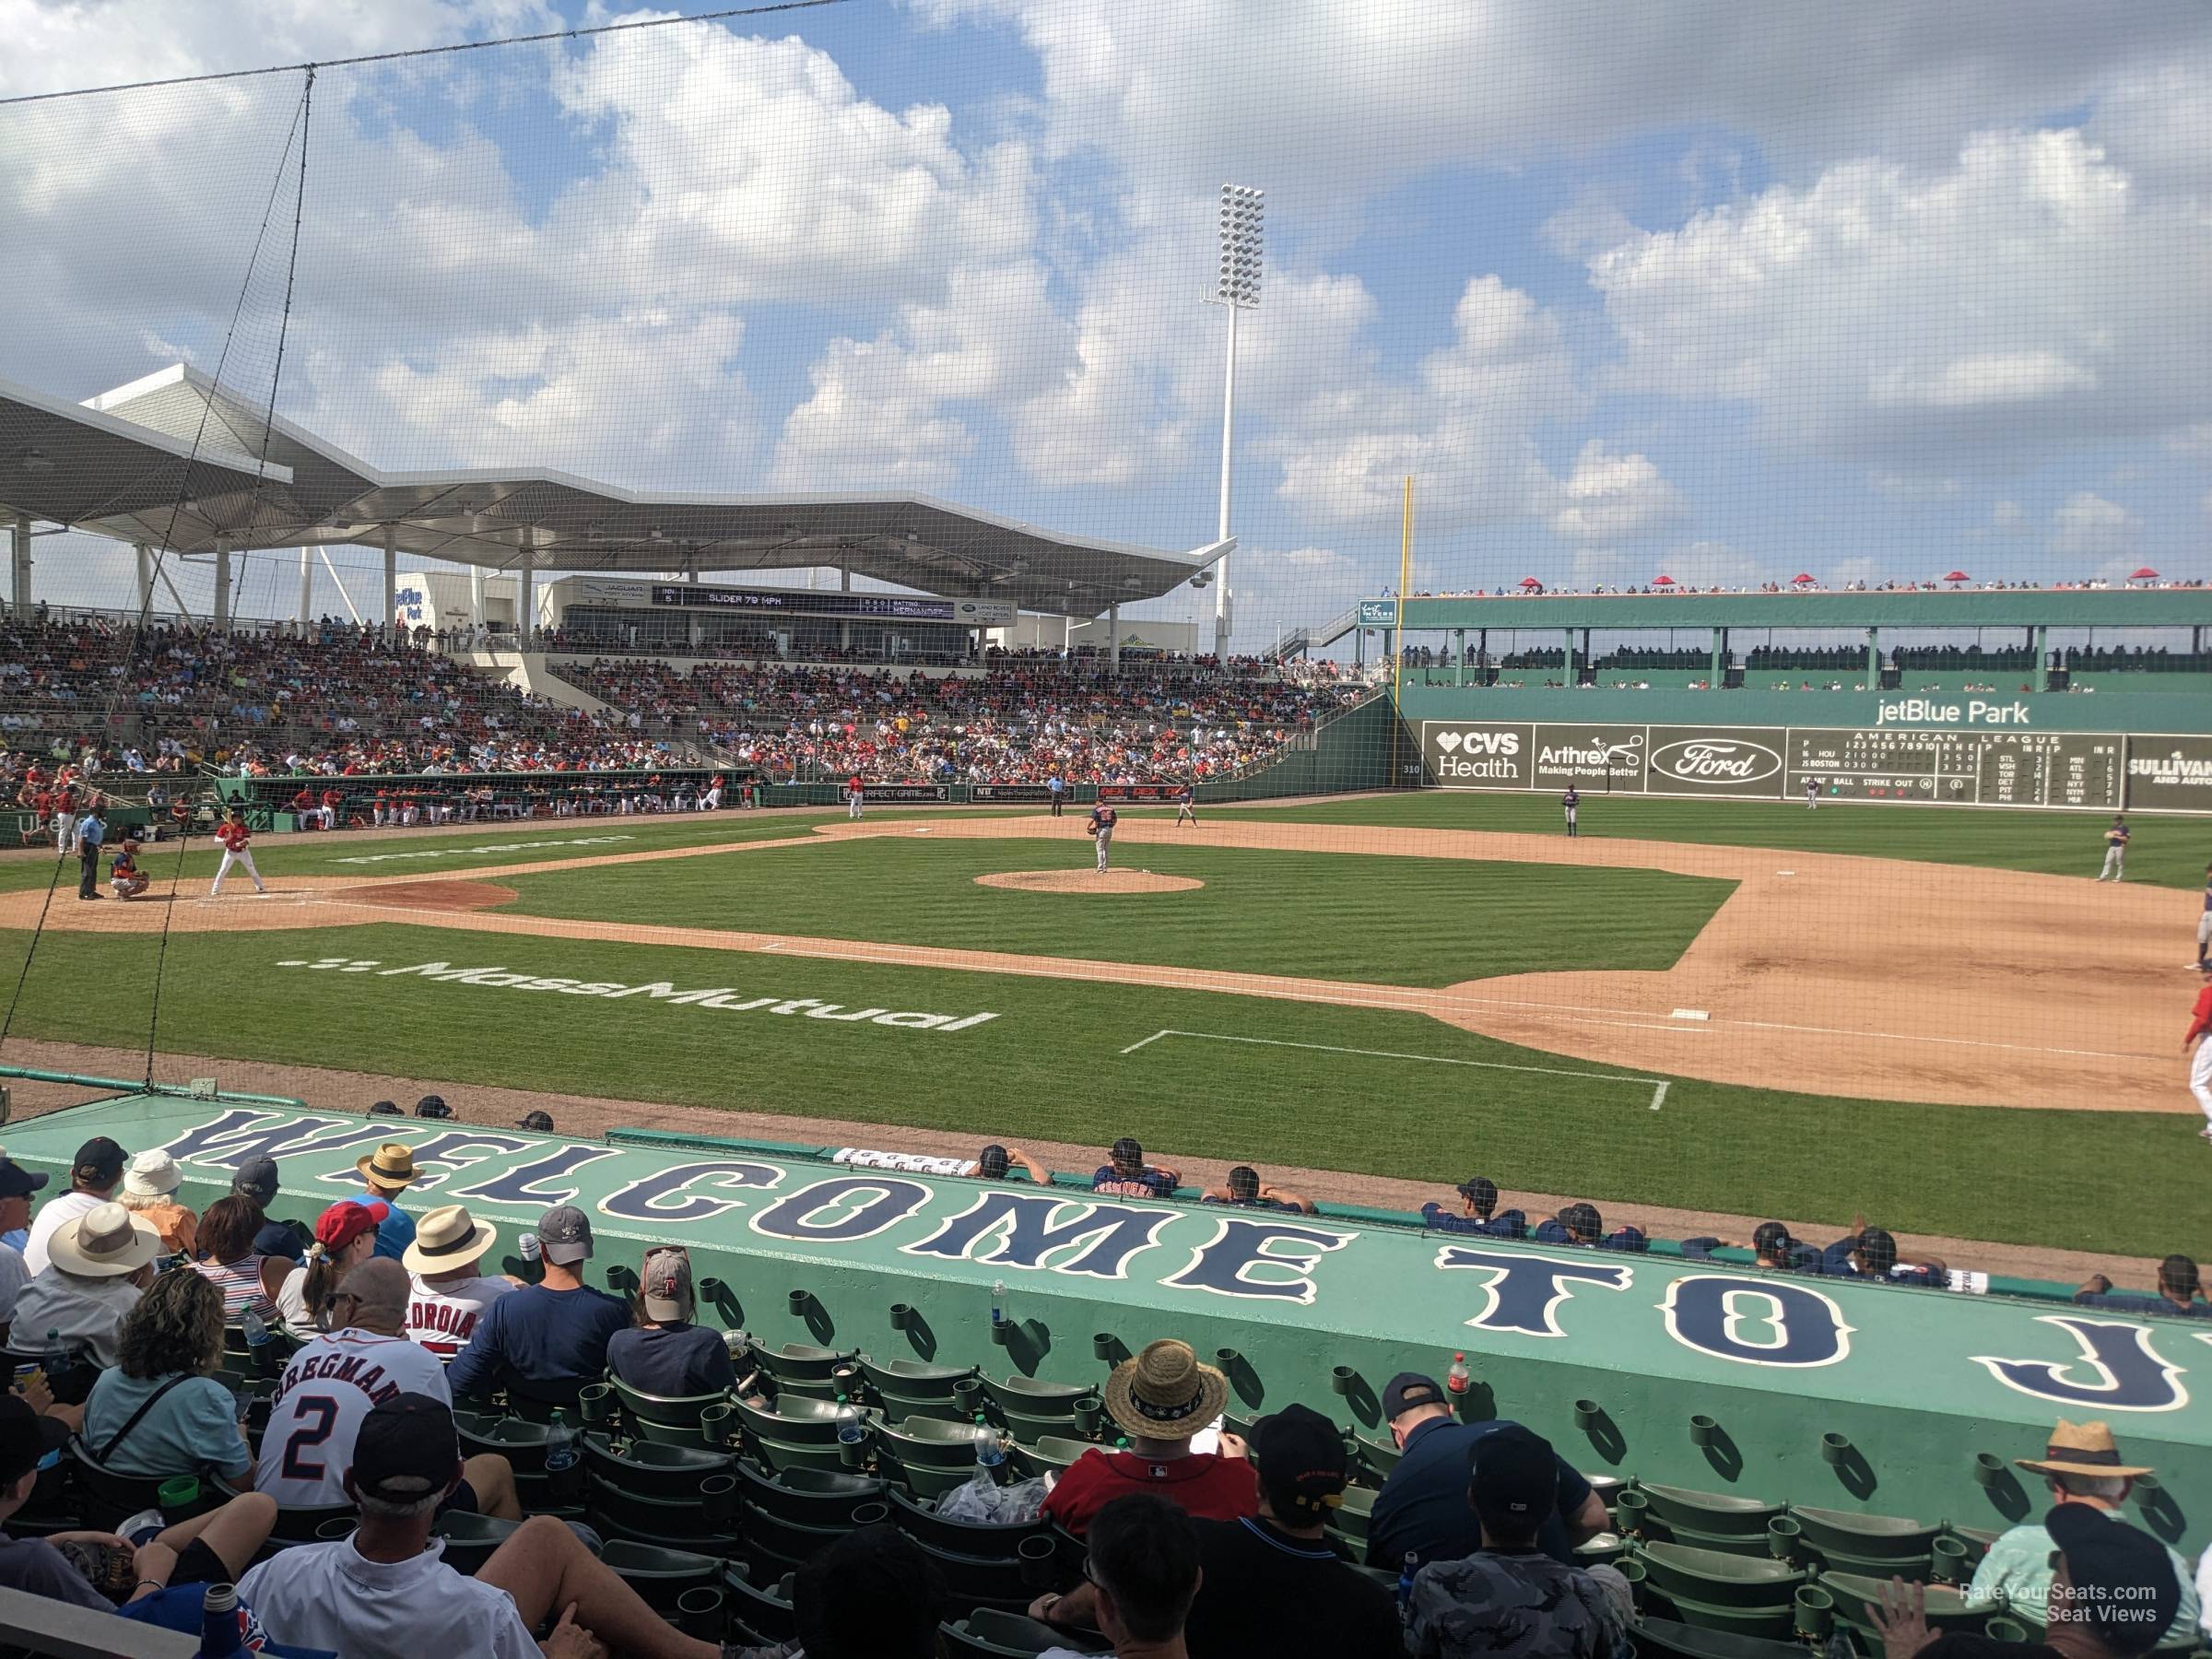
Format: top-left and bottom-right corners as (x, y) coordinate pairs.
(1392, 474), (1414, 781)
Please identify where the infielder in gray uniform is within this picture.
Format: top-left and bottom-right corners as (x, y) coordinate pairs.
(1088, 802), (1117, 873)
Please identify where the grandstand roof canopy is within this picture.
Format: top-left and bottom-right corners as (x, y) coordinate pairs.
(0, 366), (1229, 616)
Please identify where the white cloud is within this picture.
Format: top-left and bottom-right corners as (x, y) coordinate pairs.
(773, 262), (1071, 490)
(1871, 472), (1962, 501)
(2048, 491), (2140, 559)
(2168, 424), (2212, 462)
(1549, 441), (1686, 542)
(1585, 128), (2212, 468)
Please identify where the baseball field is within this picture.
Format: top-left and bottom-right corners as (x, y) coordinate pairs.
(0, 793), (2201, 1265)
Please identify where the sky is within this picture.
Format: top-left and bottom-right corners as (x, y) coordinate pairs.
(2, 0), (2209, 647)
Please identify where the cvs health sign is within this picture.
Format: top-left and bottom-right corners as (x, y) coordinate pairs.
(1421, 721), (1533, 785)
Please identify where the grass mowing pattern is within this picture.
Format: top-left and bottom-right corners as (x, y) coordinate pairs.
(0, 920), (2191, 1258)
(494, 836), (1735, 988)
(1218, 791), (2210, 888)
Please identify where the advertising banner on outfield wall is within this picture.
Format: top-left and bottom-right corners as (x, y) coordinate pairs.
(1097, 782), (1187, 803)
(859, 782), (952, 804)
(971, 783), (1055, 803)
(2125, 735), (2212, 811)
(1421, 720), (2158, 811)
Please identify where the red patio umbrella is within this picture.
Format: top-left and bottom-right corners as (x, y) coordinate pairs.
(1518, 576), (1543, 590)
(1791, 572), (1816, 585)
(1652, 574), (1676, 587)
(1943, 570), (1969, 584)
(2129, 567), (2159, 582)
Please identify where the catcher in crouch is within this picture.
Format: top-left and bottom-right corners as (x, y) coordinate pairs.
(110, 837), (149, 900)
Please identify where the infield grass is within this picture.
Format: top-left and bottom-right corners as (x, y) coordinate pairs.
(492, 835), (1736, 987)
(0, 920), (2194, 1258)
(1222, 790), (2212, 888)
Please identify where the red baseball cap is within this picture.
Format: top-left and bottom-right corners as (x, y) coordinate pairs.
(314, 1200), (389, 1252)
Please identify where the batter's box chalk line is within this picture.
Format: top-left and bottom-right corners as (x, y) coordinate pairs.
(1118, 1029), (1672, 1111)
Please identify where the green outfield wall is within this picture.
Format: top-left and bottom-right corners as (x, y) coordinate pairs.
(7, 1089), (2206, 1554)
(1393, 589), (2212, 631)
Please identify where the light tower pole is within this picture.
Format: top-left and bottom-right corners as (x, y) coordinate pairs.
(1206, 183), (1263, 661)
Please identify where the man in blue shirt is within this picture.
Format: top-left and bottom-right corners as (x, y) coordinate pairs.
(1420, 1177), (1527, 1239)
(1091, 1136), (1179, 1199)
(1817, 1223), (1945, 1287)
(1199, 1165), (1314, 1215)
(2075, 1255), (2210, 1320)
(345, 1141), (419, 1261)
(448, 1205), (629, 1408)
(73, 804), (105, 900)
(1683, 1221), (1816, 1272)
(1367, 1372), (1606, 1572)
(1046, 773), (1065, 818)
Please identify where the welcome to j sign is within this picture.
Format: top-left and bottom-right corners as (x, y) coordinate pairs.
(7, 1097), (2209, 1449)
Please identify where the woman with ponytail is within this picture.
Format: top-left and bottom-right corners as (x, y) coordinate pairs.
(273, 1200), (389, 1337)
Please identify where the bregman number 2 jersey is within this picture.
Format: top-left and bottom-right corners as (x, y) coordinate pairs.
(255, 1328), (453, 1506)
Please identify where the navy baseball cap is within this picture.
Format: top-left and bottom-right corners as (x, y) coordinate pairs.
(414, 1095), (451, 1120)
(351, 1394), (462, 1503)
(0, 1159), (50, 1201)
(369, 1100), (402, 1117)
(231, 1156), (280, 1205)
(74, 1137), (126, 1183)
(1752, 1221), (1797, 1258)
(1454, 1176), (1498, 1208)
(1250, 1403), (1347, 1515)
(1382, 1372), (1447, 1420)
(977, 1145), (1011, 1180)
(2046, 1503), (2180, 1653)
(1469, 1423), (1558, 1524)
(516, 1111), (556, 1133)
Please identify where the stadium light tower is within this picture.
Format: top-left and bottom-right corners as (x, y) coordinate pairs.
(1206, 182), (1263, 660)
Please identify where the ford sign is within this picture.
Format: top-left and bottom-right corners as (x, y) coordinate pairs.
(1651, 737), (1783, 785)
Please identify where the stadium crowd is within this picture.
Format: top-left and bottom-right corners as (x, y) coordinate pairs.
(547, 655), (1365, 784)
(0, 1123), (2206, 1659)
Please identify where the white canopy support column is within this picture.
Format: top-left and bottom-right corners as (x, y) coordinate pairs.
(382, 525), (397, 641)
(517, 559), (534, 648)
(134, 542), (153, 619)
(297, 547), (312, 630)
(10, 513), (29, 621)
(214, 536), (232, 630)
(469, 564), (487, 632)
(840, 562), (852, 651)
(1109, 602), (1121, 676)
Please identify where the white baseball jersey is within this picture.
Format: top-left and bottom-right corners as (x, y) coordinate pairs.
(237, 1535), (539, 1659)
(406, 1272), (513, 1358)
(256, 1328), (452, 1506)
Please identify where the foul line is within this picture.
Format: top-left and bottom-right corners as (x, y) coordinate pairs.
(1120, 1029), (1674, 1111)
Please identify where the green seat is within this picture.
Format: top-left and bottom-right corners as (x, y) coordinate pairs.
(267, 1500), (357, 1543)
(982, 1374), (1095, 1445)
(1324, 1483), (1375, 1552)
(1013, 1436), (1093, 1480)
(878, 1449), (979, 1501)
(1351, 1430), (1400, 1487)
(888, 1486), (1048, 1560)
(434, 1512), (521, 1574)
(1818, 1571), (1988, 1646)
(600, 1539), (722, 1609)
(581, 1434), (733, 1500)
(724, 1562), (798, 1646)
(455, 1413), (548, 1473)
(1630, 1614), (1816, 1659)
(735, 1394), (847, 1449)
(606, 1375), (733, 1447)
(857, 1356), (980, 1424)
(1634, 1484), (1788, 1558)
(1632, 1542), (1805, 1613)
(750, 1434), (862, 1477)
(65, 1441), (223, 1531)
(1787, 1505), (1940, 1579)
(753, 1342), (855, 1402)
(736, 1462), (881, 1573)
(943, 1609), (1107, 1657)
(877, 1415), (989, 1471)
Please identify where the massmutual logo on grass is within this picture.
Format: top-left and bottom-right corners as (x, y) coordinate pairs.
(270, 957), (999, 1033)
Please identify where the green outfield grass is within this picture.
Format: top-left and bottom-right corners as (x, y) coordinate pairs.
(0, 919), (2194, 1258)
(1221, 790), (2212, 887)
(492, 835), (1735, 987)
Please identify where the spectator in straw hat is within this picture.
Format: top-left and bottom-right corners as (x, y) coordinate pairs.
(13, 1201), (160, 1370)
(607, 1247), (735, 1399)
(1040, 1338), (1257, 1535)
(346, 1141), (421, 1263)
(402, 1206), (513, 1359)
(118, 1150), (198, 1256)
(1964, 1421), (2199, 1644)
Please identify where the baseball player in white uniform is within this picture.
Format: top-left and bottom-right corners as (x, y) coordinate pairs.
(2186, 968), (2212, 1143)
(208, 806), (266, 896)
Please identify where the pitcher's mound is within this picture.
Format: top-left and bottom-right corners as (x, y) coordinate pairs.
(975, 870), (1204, 895)
(328, 879), (518, 912)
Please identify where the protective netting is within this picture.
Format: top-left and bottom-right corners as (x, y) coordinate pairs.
(1, 4), (2208, 1274)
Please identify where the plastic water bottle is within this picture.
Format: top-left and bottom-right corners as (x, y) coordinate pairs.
(197, 1582), (244, 1656)
(1446, 1353), (1470, 1398)
(971, 1413), (1005, 1475)
(1396, 1551), (1418, 1613)
(518, 1230), (543, 1263)
(41, 1329), (67, 1383)
(241, 1307), (274, 1373)
(835, 1394), (865, 1448)
(989, 1278), (1008, 1329)
(545, 1408), (579, 1480)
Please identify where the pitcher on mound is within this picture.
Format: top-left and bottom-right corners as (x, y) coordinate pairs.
(1088, 801), (1117, 873)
